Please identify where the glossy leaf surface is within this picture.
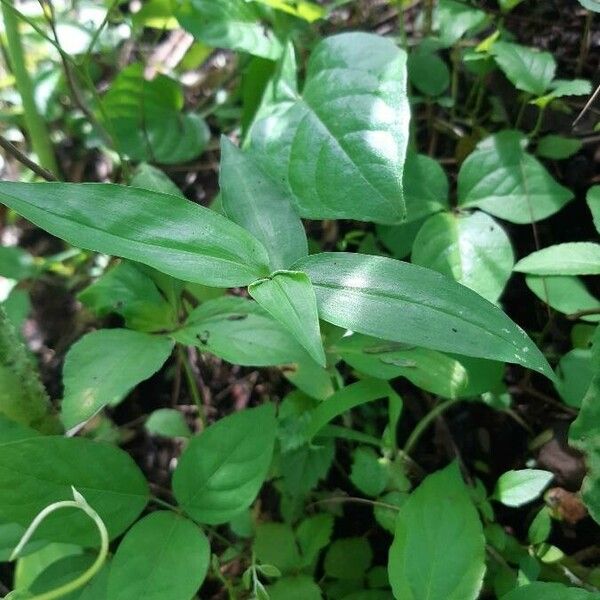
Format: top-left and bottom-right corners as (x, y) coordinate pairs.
(0, 182), (271, 287)
(515, 242), (600, 276)
(296, 252), (553, 377)
(249, 271), (325, 366)
(249, 33), (410, 223)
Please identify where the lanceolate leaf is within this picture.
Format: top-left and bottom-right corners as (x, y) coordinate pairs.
(249, 32), (410, 223)
(249, 271), (325, 366)
(220, 137), (307, 271)
(0, 436), (149, 546)
(173, 403), (277, 524)
(458, 131), (573, 224)
(0, 182), (271, 287)
(61, 329), (174, 430)
(107, 512), (210, 600)
(295, 252), (553, 378)
(388, 462), (485, 600)
(176, 0), (282, 60)
(588, 186), (600, 234)
(515, 242), (600, 276)
(411, 210), (514, 303)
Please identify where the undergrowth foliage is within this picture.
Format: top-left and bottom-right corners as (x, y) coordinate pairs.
(0, 1), (599, 599)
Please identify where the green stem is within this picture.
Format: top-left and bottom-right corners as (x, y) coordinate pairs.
(403, 398), (460, 456)
(530, 106), (546, 139)
(10, 489), (109, 600)
(1, 0), (58, 176)
(178, 345), (205, 425)
(514, 95), (531, 130)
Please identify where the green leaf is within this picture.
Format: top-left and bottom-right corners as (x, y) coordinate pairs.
(458, 130), (574, 224)
(412, 211), (514, 303)
(306, 379), (395, 440)
(145, 409), (191, 438)
(102, 64), (209, 164)
(502, 582), (600, 599)
(324, 538), (372, 580)
(377, 218), (426, 259)
(253, 0), (324, 21)
(107, 512), (209, 600)
(0, 436), (149, 546)
(526, 276), (600, 322)
(253, 523), (301, 573)
(436, 0), (487, 47)
(497, 0), (525, 12)
(408, 46), (450, 97)
(279, 439), (334, 496)
(579, 0), (600, 10)
(533, 79), (592, 108)
(388, 462), (485, 600)
(587, 186), (600, 234)
(556, 348), (594, 408)
(493, 469), (553, 507)
(130, 163), (183, 197)
(61, 329), (174, 430)
(267, 575), (322, 600)
(350, 447), (388, 497)
(528, 507), (552, 545)
(173, 403), (276, 524)
(0, 182), (271, 287)
(490, 41), (555, 96)
(220, 138), (307, 271)
(334, 334), (504, 399)
(176, 0), (282, 60)
(78, 261), (177, 332)
(249, 32), (409, 223)
(0, 246), (36, 280)
(569, 328), (600, 523)
(296, 252), (553, 378)
(536, 135), (582, 160)
(173, 296), (306, 366)
(249, 271), (325, 366)
(296, 513), (334, 567)
(515, 243), (600, 276)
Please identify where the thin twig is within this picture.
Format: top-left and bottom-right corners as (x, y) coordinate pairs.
(567, 307), (600, 320)
(306, 496), (401, 512)
(0, 135), (57, 180)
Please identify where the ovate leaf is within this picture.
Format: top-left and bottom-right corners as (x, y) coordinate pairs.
(436, 0), (487, 47)
(102, 64), (209, 164)
(408, 46), (450, 97)
(220, 138), (307, 271)
(526, 276), (600, 322)
(493, 469), (553, 507)
(61, 329), (174, 430)
(388, 462), (485, 600)
(502, 582), (600, 599)
(411, 210), (514, 303)
(173, 403), (277, 524)
(490, 41), (555, 96)
(249, 32), (410, 223)
(249, 271), (325, 366)
(458, 131), (573, 224)
(588, 186), (600, 234)
(0, 182), (271, 287)
(536, 135), (582, 160)
(295, 252), (553, 378)
(173, 296), (306, 366)
(514, 242), (600, 276)
(145, 409), (191, 438)
(267, 575), (322, 600)
(107, 512), (210, 600)
(0, 436), (149, 546)
(78, 261), (177, 332)
(176, 0), (282, 60)
(325, 538), (372, 580)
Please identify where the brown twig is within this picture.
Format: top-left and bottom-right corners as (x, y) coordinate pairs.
(0, 135), (57, 180)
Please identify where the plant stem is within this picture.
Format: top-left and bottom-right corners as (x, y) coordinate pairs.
(0, 135), (57, 180)
(530, 106), (546, 138)
(403, 398), (460, 456)
(178, 345), (205, 425)
(1, 0), (58, 176)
